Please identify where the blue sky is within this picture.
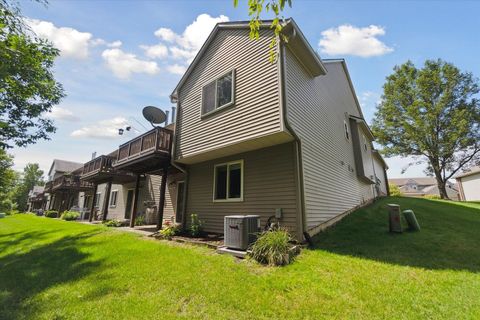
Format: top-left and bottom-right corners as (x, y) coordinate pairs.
(12, 0), (480, 178)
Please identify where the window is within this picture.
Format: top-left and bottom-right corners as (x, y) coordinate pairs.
(213, 160), (243, 201)
(109, 190), (118, 207)
(95, 192), (101, 207)
(363, 135), (368, 152)
(344, 120), (350, 140)
(202, 70), (235, 115)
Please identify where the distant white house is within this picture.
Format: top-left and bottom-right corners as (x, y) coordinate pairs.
(389, 177), (459, 200)
(455, 166), (480, 201)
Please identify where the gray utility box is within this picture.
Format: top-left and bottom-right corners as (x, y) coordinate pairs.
(224, 215), (261, 250)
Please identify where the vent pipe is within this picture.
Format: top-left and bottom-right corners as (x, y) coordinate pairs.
(171, 106), (176, 123)
(164, 110), (170, 126)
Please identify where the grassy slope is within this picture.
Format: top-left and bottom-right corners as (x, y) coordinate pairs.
(0, 197), (479, 319)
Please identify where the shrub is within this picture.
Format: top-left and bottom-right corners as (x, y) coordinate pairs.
(159, 221), (180, 240)
(6, 209), (19, 216)
(45, 210), (59, 218)
(249, 229), (300, 266)
(389, 183), (403, 196)
(424, 194), (441, 200)
(103, 219), (122, 227)
(135, 215), (145, 226)
(60, 211), (80, 221)
(189, 213), (203, 237)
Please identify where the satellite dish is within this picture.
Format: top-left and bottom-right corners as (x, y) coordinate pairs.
(142, 106), (167, 127)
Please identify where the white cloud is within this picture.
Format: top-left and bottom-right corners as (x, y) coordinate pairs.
(71, 117), (135, 139)
(152, 14), (229, 63)
(319, 25), (393, 57)
(27, 19), (93, 59)
(47, 106), (79, 121)
(154, 28), (177, 42)
(102, 48), (160, 79)
(140, 44), (168, 59)
(166, 64), (187, 75)
(107, 40), (122, 48)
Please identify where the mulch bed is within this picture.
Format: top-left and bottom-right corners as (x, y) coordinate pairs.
(153, 232), (224, 249)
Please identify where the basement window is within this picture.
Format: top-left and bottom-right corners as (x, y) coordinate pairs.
(109, 190), (118, 207)
(213, 160), (243, 202)
(202, 70), (235, 116)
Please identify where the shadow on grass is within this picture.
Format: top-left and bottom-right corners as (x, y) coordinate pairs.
(0, 230), (105, 319)
(312, 197), (480, 272)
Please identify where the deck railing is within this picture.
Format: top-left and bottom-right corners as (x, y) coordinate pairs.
(44, 181), (53, 192)
(82, 155), (115, 176)
(53, 175), (94, 190)
(115, 127), (172, 165)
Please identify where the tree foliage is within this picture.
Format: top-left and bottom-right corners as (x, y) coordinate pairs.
(372, 59), (480, 199)
(234, 0), (292, 62)
(0, 0), (65, 149)
(0, 148), (17, 212)
(13, 163), (44, 211)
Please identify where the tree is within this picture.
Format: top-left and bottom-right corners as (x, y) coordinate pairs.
(1, 0), (65, 149)
(234, 0), (292, 62)
(13, 163), (45, 211)
(0, 148), (17, 212)
(372, 59), (480, 199)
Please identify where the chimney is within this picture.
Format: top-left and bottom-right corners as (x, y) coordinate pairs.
(165, 110), (170, 126)
(91, 152), (97, 160)
(171, 106), (176, 123)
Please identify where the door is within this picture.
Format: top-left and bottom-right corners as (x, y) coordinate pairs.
(175, 182), (185, 224)
(125, 189), (134, 219)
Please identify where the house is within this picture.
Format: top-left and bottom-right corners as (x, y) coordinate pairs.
(27, 185), (46, 212)
(167, 18), (389, 239)
(44, 159), (93, 212)
(45, 19), (389, 241)
(456, 166), (480, 201)
(389, 177), (459, 199)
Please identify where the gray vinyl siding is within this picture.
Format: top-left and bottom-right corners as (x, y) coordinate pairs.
(185, 142), (300, 237)
(175, 28), (282, 161)
(284, 49), (375, 229)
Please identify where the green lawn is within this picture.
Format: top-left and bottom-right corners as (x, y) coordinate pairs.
(1, 197), (480, 319)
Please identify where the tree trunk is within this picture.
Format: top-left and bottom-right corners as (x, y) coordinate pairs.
(434, 173), (449, 200)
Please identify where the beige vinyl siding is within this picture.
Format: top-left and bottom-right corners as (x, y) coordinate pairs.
(175, 28), (283, 162)
(185, 142), (300, 237)
(459, 173), (480, 201)
(284, 50), (375, 229)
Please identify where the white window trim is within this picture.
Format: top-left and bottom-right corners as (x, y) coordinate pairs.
(109, 190), (118, 208)
(344, 120), (350, 141)
(212, 159), (244, 203)
(201, 69), (236, 118)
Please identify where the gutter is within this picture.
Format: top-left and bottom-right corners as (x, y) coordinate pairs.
(277, 36), (309, 244)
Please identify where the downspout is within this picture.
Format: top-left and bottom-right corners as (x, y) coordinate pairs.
(169, 98), (189, 230)
(277, 32), (310, 244)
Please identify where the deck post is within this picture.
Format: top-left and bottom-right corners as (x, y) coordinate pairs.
(89, 184), (98, 222)
(156, 166), (169, 231)
(102, 181), (112, 221)
(129, 174), (141, 228)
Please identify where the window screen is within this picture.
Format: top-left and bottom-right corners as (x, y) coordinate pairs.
(228, 163), (242, 199)
(215, 165), (228, 200)
(214, 161), (243, 201)
(202, 70), (234, 115)
(110, 191), (118, 207)
(202, 81), (216, 114)
(217, 72), (233, 107)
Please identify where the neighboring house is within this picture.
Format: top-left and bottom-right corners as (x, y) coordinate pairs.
(169, 19), (389, 239)
(389, 177), (459, 200)
(27, 185), (46, 212)
(44, 19), (389, 241)
(44, 159), (89, 212)
(456, 166), (480, 201)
